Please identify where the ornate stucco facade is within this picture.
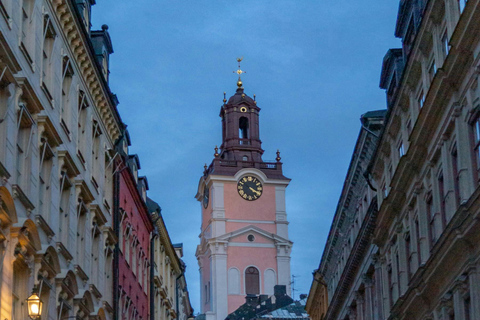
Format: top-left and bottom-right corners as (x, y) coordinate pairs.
(196, 80), (292, 320)
(0, 1), (193, 320)
(307, 1), (480, 319)
(0, 0), (121, 319)
(148, 199), (194, 320)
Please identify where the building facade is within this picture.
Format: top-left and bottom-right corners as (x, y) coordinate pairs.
(148, 198), (194, 320)
(307, 0), (480, 319)
(305, 111), (385, 320)
(196, 75), (293, 320)
(0, 1), (193, 320)
(0, 0), (121, 319)
(114, 131), (154, 320)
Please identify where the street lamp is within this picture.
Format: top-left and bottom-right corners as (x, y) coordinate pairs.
(26, 293), (43, 319)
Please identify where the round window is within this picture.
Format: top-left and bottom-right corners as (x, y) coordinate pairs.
(247, 234), (255, 242)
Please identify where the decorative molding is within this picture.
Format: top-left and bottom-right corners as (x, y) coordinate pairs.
(35, 214), (55, 241)
(12, 184), (35, 212)
(0, 160), (10, 181)
(89, 283), (102, 299)
(56, 241), (73, 262)
(49, 0), (121, 142)
(74, 264), (89, 283)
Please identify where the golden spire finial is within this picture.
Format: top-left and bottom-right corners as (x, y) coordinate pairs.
(214, 146), (219, 157)
(276, 149), (281, 162)
(233, 57), (246, 88)
(223, 92), (227, 104)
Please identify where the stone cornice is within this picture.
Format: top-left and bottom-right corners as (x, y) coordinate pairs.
(49, 0), (121, 143)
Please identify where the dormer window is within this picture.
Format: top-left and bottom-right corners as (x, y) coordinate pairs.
(102, 51), (108, 80)
(75, 0), (91, 30)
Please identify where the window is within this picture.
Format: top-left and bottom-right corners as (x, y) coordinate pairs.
(387, 263), (393, 307)
(405, 232), (412, 280)
(20, 0), (34, 64)
(77, 202), (87, 269)
(42, 15), (56, 100)
(428, 59), (437, 82)
(417, 89), (425, 109)
(398, 142), (405, 158)
(459, 0), (467, 13)
(247, 234), (255, 242)
(59, 171), (72, 244)
(77, 91), (88, 163)
(39, 140), (54, 222)
(239, 117), (249, 143)
(414, 215), (422, 267)
(406, 118), (412, 135)
(464, 296), (471, 320)
(16, 103), (34, 189)
(451, 146), (461, 207)
(438, 172), (447, 229)
(61, 56), (74, 135)
(245, 266), (260, 295)
(403, 19), (415, 57)
(426, 193), (435, 246)
(442, 30), (449, 58)
(91, 120), (102, 189)
(242, 156), (248, 161)
(13, 260), (29, 320)
(472, 117), (480, 180)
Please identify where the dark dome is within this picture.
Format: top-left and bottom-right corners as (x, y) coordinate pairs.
(227, 88), (255, 106)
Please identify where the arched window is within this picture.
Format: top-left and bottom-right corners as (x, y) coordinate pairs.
(239, 117), (249, 139)
(245, 266), (259, 295)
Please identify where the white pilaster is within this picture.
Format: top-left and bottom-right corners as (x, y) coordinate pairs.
(211, 242), (228, 320)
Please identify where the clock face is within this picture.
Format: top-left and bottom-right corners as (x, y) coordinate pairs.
(203, 186), (209, 208)
(237, 176), (263, 201)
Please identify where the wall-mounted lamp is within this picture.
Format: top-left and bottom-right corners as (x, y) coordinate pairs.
(26, 293), (43, 319)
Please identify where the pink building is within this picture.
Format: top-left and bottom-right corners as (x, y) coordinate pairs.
(196, 77), (293, 320)
(114, 132), (154, 320)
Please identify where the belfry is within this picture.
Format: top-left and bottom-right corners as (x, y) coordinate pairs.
(195, 59), (293, 320)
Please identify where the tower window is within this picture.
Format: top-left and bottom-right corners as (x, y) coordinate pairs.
(239, 117), (249, 140)
(245, 266), (260, 295)
(243, 156), (248, 161)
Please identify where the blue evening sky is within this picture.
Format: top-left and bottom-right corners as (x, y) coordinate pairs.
(92, 1), (401, 313)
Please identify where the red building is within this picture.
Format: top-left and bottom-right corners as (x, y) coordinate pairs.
(114, 131), (154, 320)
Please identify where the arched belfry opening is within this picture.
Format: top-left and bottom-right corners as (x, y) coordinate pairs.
(239, 117), (249, 140)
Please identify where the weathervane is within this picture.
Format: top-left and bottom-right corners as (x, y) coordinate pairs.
(233, 57), (246, 88)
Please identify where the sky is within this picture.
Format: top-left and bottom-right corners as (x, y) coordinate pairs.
(91, 0), (401, 313)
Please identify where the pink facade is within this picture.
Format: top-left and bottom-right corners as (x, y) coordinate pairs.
(196, 83), (292, 320)
(118, 166), (153, 319)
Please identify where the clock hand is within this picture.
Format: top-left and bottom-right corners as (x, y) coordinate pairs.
(249, 187), (261, 195)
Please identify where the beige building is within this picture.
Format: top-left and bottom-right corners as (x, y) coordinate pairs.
(148, 198), (193, 320)
(0, 0), (121, 319)
(307, 0), (480, 319)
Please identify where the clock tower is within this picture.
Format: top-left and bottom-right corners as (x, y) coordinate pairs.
(195, 60), (293, 320)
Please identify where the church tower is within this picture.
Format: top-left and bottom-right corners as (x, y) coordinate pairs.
(195, 59), (293, 320)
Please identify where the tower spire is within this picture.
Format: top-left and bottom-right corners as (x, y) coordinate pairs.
(233, 57), (246, 88)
